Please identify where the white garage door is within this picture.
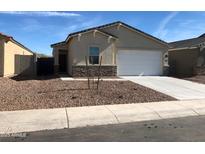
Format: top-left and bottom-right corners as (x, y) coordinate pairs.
(117, 50), (162, 76)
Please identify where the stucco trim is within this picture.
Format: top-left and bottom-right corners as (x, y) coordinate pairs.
(71, 30), (118, 39)
(169, 46), (198, 51)
(51, 30), (117, 48)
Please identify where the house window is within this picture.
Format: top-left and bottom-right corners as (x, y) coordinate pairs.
(89, 47), (99, 64)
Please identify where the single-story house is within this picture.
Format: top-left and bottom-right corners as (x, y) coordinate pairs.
(169, 34), (205, 77)
(0, 32), (35, 77)
(51, 21), (169, 77)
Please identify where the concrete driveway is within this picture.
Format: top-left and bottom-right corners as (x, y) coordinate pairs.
(121, 76), (205, 100)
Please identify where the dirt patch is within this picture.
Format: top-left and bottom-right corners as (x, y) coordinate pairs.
(183, 75), (205, 84)
(0, 77), (176, 111)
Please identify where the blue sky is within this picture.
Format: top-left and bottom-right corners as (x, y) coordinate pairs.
(0, 11), (204, 55)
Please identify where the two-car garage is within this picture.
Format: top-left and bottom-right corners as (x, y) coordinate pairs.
(116, 49), (163, 76)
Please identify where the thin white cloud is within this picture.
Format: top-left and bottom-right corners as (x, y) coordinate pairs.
(154, 12), (178, 38)
(56, 16), (103, 39)
(0, 11), (81, 17)
(163, 20), (205, 42)
(21, 18), (42, 32)
(20, 18), (58, 34)
(151, 12), (205, 42)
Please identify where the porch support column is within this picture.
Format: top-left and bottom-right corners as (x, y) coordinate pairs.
(112, 42), (117, 65)
(53, 49), (59, 74)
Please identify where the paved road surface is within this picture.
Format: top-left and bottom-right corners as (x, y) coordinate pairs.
(1, 115), (205, 141)
(122, 76), (205, 100)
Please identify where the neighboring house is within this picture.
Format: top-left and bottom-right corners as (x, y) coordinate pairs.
(0, 33), (35, 77)
(51, 21), (169, 77)
(169, 34), (205, 77)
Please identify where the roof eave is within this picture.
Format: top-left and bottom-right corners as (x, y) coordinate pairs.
(51, 41), (67, 48)
(11, 38), (34, 54)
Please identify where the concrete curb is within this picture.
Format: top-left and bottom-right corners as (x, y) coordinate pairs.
(60, 77), (127, 81)
(0, 108), (67, 134)
(0, 99), (205, 134)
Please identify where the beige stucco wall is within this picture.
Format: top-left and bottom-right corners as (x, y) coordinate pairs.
(3, 40), (34, 77)
(0, 39), (4, 76)
(101, 24), (167, 51)
(69, 32), (115, 65)
(169, 48), (199, 77)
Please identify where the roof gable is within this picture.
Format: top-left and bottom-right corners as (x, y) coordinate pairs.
(0, 32), (34, 54)
(51, 21), (168, 48)
(100, 22), (168, 48)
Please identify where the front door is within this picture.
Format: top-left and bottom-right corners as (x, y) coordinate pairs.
(59, 54), (67, 73)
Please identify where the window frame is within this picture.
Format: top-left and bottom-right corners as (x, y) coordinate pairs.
(88, 46), (100, 65)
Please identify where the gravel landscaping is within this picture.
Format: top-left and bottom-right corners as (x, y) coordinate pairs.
(0, 76), (176, 111)
(183, 75), (205, 84)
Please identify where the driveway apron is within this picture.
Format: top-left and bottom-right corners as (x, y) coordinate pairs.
(121, 76), (205, 100)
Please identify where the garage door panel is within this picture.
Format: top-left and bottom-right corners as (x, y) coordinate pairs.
(117, 50), (162, 76)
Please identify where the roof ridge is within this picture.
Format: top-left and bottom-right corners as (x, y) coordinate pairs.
(169, 34), (205, 49)
(198, 33), (205, 38)
(169, 37), (197, 44)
